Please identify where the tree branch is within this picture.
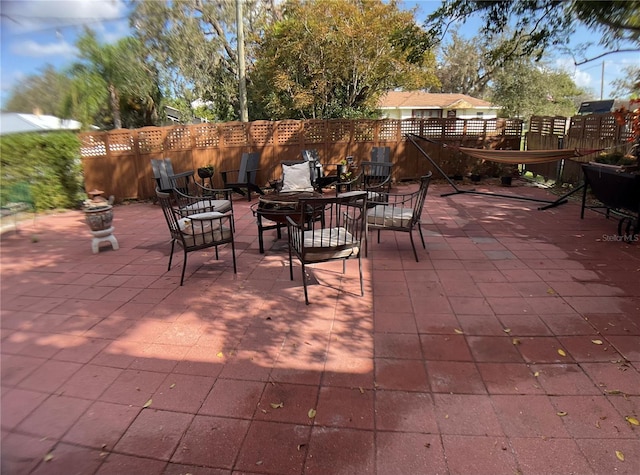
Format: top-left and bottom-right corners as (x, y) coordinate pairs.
(574, 48), (640, 66)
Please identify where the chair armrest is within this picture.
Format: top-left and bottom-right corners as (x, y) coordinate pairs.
(193, 182), (233, 199)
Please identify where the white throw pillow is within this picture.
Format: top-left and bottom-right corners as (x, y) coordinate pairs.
(281, 162), (314, 192)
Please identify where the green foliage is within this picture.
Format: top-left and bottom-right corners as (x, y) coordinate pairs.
(425, 1), (640, 69)
(490, 59), (588, 121)
(4, 66), (71, 116)
(0, 132), (83, 211)
(131, 0), (275, 122)
(436, 30), (489, 97)
(250, 0), (439, 120)
(65, 29), (162, 130)
(611, 65), (640, 99)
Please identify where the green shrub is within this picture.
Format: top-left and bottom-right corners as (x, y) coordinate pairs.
(0, 132), (83, 211)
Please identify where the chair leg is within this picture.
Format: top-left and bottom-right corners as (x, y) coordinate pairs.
(409, 231), (419, 262)
(168, 239), (176, 271)
(288, 246), (295, 280)
(302, 262), (310, 305)
(377, 229), (381, 243)
(358, 256), (364, 296)
(417, 223), (426, 249)
(180, 249), (188, 285)
(231, 239), (237, 273)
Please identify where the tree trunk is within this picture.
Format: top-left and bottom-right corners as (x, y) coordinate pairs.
(109, 83), (122, 129)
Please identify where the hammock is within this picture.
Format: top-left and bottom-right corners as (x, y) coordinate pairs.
(457, 147), (600, 164)
(405, 133), (591, 209)
(413, 134), (602, 164)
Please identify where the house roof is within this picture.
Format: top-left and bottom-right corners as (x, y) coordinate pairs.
(0, 113), (82, 136)
(379, 91), (497, 110)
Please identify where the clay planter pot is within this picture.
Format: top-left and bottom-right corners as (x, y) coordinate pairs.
(84, 205), (114, 231)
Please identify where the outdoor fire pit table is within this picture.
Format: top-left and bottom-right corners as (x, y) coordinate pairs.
(251, 191), (324, 253)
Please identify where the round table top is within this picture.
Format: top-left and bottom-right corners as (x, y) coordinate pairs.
(258, 191), (321, 205)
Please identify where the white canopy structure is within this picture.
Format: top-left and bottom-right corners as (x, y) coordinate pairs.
(0, 113), (81, 136)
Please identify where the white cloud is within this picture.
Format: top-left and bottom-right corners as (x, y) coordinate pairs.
(554, 57), (593, 90)
(11, 40), (77, 58)
(1, 0), (127, 34)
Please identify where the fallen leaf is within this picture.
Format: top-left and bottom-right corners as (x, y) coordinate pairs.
(424, 442), (431, 448)
(143, 398), (152, 408)
(216, 352), (224, 358)
(169, 383), (176, 389)
(591, 339), (603, 345)
(256, 460), (263, 466)
(454, 328), (464, 334)
(270, 402), (284, 409)
(625, 416), (639, 426)
(547, 288), (555, 295)
(557, 349), (567, 357)
(557, 411), (568, 417)
(534, 371), (540, 377)
(297, 444), (307, 451)
(512, 338), (521, 346)
(595, 420), (601, 428)
(308, 408), (317, 419)
(616, 450), (625, 461)
(43, 453), (54, 462)
(358, 387), (365, 394)
(503, 328), (511, 334)
(606, 390), (622, 395)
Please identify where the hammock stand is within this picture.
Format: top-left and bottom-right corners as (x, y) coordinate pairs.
(406, 133), (598, 209)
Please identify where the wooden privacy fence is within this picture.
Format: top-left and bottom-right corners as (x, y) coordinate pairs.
(526, 113), (634, 182)
(80, 117), (523, 201)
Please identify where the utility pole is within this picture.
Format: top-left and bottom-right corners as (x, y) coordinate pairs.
(236, 0), (248, 122)
(600, 60), (605, 100)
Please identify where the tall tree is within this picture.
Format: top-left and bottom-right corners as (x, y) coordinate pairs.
(250, 0), (438, 119)
(491, 61), (588, 120)
(65, 29), (161, 129)
(131, 0), (278, 122)
(610, 65), (640, 99)
(4, 66), (71, 116)
(435, 30), (488, 97)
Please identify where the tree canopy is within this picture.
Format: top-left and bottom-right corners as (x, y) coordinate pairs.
(65, 29), (161, 129)
(130, 0), (278, 122)
(424, 0), (640, 66)
(250, 0), (438, 119)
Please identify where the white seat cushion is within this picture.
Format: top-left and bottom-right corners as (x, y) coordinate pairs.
(180, 199), (231, 214)
(301, 227), (359, 261)
(367, 205), (413, 227)
(282, 162), (314, 192)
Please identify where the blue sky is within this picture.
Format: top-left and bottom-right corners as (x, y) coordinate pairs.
(1, 0), (638, 110)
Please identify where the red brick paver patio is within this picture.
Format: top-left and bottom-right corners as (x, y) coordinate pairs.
(1, 181), (639, 475)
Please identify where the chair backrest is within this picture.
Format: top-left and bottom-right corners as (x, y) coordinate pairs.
(301, 149), (323, 181)
(370, 147), (392, 178)
(156, 188), (182, 240)
(151, 158), (176, 191)
(239, 152), (260, 183)
(361, 161), (393, 192)
(412, 172), (432, 225)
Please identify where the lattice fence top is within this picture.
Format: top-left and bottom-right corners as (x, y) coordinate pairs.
(138, 128), (164, 153)
(193, 123), (220, 148)
(166, 127), (192, 150)
(79, 117), (528, 159)
(80, 135), (107, 157)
